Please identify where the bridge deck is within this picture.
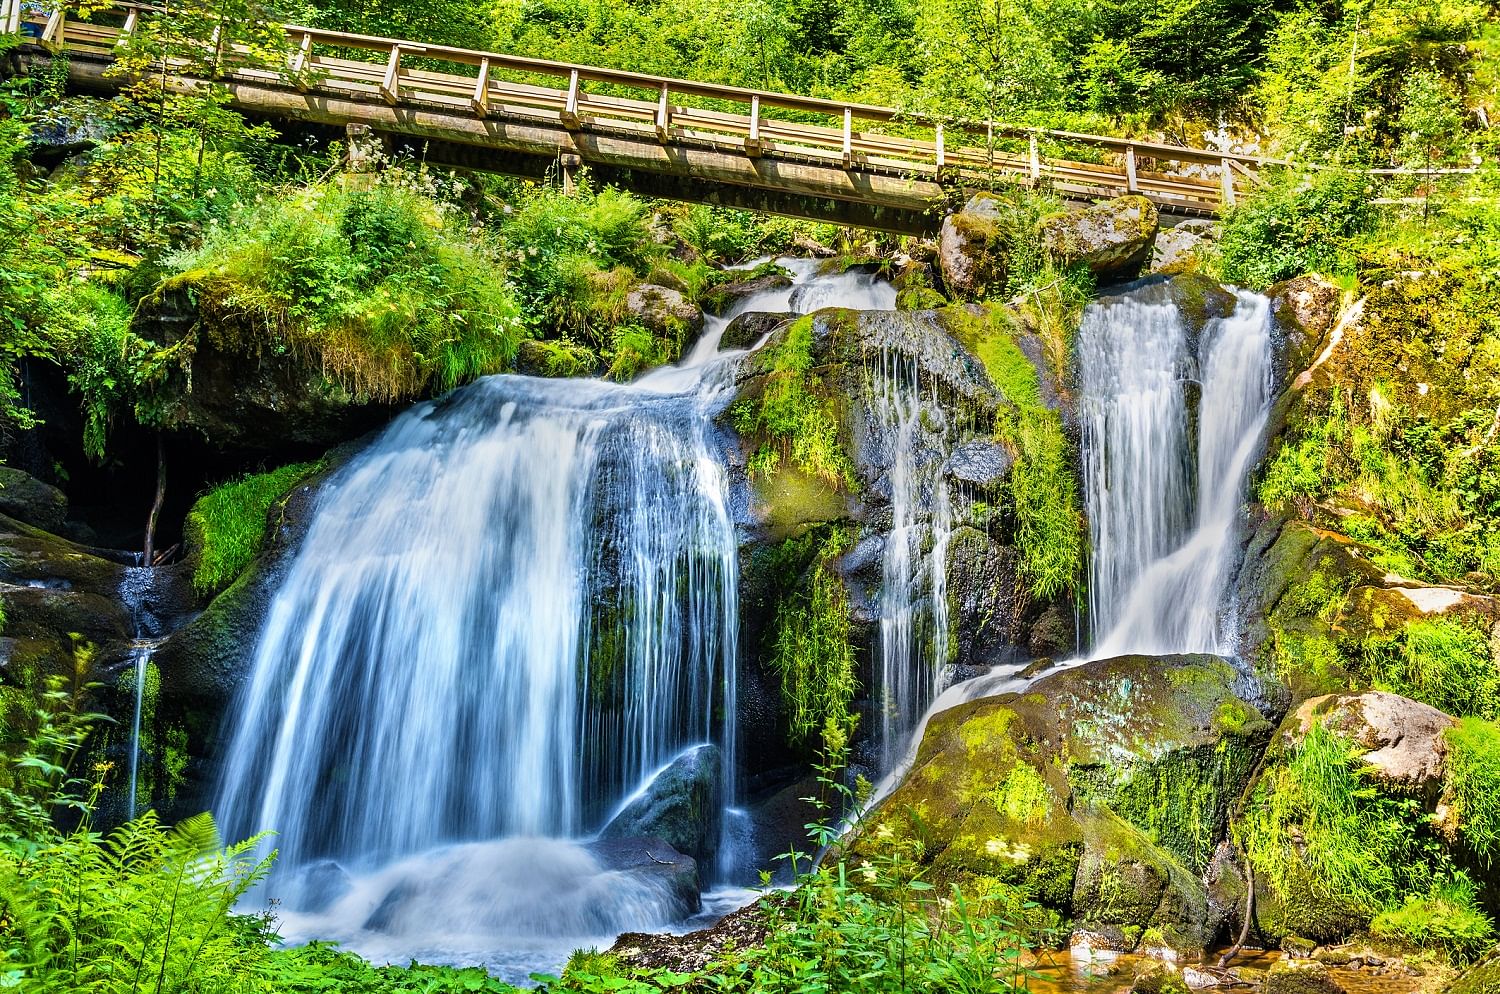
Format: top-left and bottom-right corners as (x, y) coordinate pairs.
(8, 0), (1269, 231)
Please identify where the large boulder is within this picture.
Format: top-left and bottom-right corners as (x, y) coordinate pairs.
(848, 653), (1274, 951)
(0, 467), (67, 532)
(1151, 219), (1217, 273)
(626, 284), (704, 337)
(1041, 194), (1159, 282)
(719, 311), (790, 352)
(1450, 948), (1500, 994)
(586, 836), (702, 918)
(601, 744), (724, 866)
(937, 195), (1010, 300)
(1290, 691), (1456, 799)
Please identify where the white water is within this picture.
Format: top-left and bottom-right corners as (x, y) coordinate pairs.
(870, 349), (954, 770)
(118, 565), (164, 819)
(865, 283), (1274, 810)
(215, 258), (896, 980)
(1079, 287), (1273, 658)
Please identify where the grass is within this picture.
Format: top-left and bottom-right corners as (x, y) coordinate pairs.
(1370, 876), (1497, 964)
(1444, 718), (1500, 866)
(164, 182), (524, 403)
(1361, 617), (1499, 721)
(186, 461), (320, 596)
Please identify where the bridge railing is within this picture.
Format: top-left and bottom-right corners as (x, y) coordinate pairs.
(13, 0), (1279, 211)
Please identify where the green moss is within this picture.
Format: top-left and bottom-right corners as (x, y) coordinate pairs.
(186, 461), (321, 596)
(732, 315), (856, 490)
(991, 762), (1053, 824)
(938, 306), (1083, 602)
(1445, 718), (1500, 866)
(765, 526), (858, 750)
(605, 323), (677, 381)
(517, 338), (599, 377)
(1361, 616), (1499, 720)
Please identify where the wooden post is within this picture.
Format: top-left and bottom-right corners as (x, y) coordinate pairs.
(655, 82), (670, 141)
(0, 0), (13, 37)
(1028, 132), (1041, 184)
(842, 107), (853, 167)
(1221, 157), (1236, 206)
(561, 69), (581, 128)
(117, 8), (138, 44)
(935, 122), (945, 174)
(290, 31), (312, 88)
(745, 94), (761, 156)
(41, 7), (64, 48)
(560, 152), (582, 194)
(470, 57), (491, 116)
(1125, 144), (1138, 193)
(380, 44), (403, 105)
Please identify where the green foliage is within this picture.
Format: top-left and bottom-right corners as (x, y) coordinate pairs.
(1361, 617), (1499, 720)
(1242, 722), (1426, 938)
(1444, 718), (1500, 866)
(259, 942), (525, 992)
(186, 461), (320, 596)
(165, 181), (524, 401)
(767, 528), (858, 749)
(732, 316), (856, 488)
(1370, 876), (1497, 964)
(1217, 169), (1378, 289)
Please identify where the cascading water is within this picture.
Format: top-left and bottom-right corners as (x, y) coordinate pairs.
(869, 348), (954, 770)
(1077, 286), (1273, 658)
(214, 258), (896, 979)
(118, 565), (165, 819)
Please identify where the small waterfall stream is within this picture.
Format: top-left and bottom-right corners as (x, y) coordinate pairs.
(214, 258), (897, 979)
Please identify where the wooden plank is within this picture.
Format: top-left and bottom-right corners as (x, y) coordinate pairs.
(1124, 145), (1138, 193)
(842, 107), (852, 167)
(746, 95), (761, 156)
(1028, 133), (1040, 183)
(470, 56), (490, 115)
(561, 68), (580, 129)
(379, 44), (402, 104)
(1221, 157), (1235, 206)
(655, 82), (669, 141)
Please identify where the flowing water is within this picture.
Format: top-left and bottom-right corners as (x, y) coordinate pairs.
(118, 565), (166, 819)
(867, 282), (1274, 808)
(214, 258), (895, 981)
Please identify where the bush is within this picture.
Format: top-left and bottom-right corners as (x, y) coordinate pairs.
(1445, 718), (1500, 866)
(1217, 169), (1377, 289)
(164, 182), (524, 401)
(1371, 876), (1496, 964)
(766, 528), (858, 750)
(186, 461), (320, 595)
(1361, 617), (1499, 721)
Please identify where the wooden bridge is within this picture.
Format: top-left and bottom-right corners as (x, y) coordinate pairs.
(9, 0), (1270, 232)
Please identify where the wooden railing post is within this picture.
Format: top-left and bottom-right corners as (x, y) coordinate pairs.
(290, 30), (312, 86)
(117, 7), (138, 45)
(1028, 132), (1041, 184)
(1125, 144), (1138, 193)
(561, 69), (581, 128)
(471, 56), (490, 116)
(379, 44), (403, 105)
(2, 0), (20, 37)
(841, 107), (853, 167)
(655, 82), (670, 141)
(935, 122), (945, 174)
(40, 6), (64, 48)
(1221, 157), (1236, 206)
(745, 94), (761, 156)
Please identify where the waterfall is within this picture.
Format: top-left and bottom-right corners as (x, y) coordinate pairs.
(126, 646), (149, 817)
(212, 257), (896, 978)
(1077, 286), (1273, 658)
(118, 565), (165, 819)
(870, 348), (954, 770)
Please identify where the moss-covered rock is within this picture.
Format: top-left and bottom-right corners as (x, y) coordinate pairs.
(601, 744), (723, 866)
(1040, 195), (1159, 283)
(1450, 948), (1500, 994)
(937, 195), (1011, 301)
(1265, 960), (1348, 994)
(0, 467), (67, 533)
(848, 653), (1273, 948)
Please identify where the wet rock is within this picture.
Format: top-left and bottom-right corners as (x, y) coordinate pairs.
(1028, 601), (1077, 658)
(1290, 691), (1455, 799)
(719, 311), (791, 352)
(626, 284), (704, 336)
(1267, 275), (1344, 385)
(601, 744), (724, 866)
(1041, 195), (1159, 283)
(1265, 959), (1347, 994)
(938, 194), (1010, 300)
(944, 527), (1026, 669)
(27, 98), (114, 165)
(702, 268), (793, 315)
(586, 836), (701, 915)
(1132, 960), (1191, 994)
(1182, 967), (1223, 989)
(944, 440), (1014, 490)
(292, 859), (354, 914)
(1152, 219), (1217, 273)
(0, 467), (67, 532)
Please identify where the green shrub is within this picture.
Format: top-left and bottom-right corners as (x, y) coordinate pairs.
(1362, 617), (1499, 721)
(165, 182), (523, 401)
(186, 461), (320, 595)
(260, 942), (525, 992)
(1217, 169), (1377, 289)
(1445, 718), (1500, 866)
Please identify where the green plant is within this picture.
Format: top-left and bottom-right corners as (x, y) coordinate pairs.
(1217, 169), (1377, 289)
(1361, 617), (1499, 721)
(767, 528), (858, 750)
(186, 461), (320, 596)
(1444, 718), (1500, 866)
(1370, 875), (1496, 964)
